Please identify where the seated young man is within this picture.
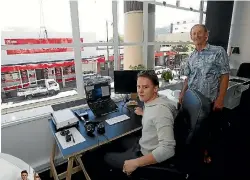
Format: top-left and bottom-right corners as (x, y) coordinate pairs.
(104, 70), (177, 176)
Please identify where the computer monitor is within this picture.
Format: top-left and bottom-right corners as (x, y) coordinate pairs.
(114, 70), (154, 94)
(84, 82), (111, 101)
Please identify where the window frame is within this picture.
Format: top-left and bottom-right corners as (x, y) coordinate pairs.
(1, 0), (205, 114)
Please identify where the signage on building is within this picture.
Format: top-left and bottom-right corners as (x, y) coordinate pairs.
(4, 38), (84, 55)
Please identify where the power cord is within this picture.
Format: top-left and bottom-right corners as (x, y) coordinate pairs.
(102, 134), (110, 143)
(96, 134), (100, 146)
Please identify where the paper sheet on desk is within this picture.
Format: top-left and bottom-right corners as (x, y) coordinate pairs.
(55, 127), (86, 149)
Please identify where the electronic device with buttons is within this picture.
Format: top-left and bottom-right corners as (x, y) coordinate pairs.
(84, 81), (118, 117)
(52, 109), (79, 130)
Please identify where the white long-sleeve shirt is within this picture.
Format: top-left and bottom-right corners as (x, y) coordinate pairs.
(139, 96), (177, 163)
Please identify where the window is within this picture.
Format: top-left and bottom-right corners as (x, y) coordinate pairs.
(1, 0), (77, 112)
(180, 0), (202, 10)
(1, 0), (206, 114)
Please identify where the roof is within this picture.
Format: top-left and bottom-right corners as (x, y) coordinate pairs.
(156, 32), (192, 43)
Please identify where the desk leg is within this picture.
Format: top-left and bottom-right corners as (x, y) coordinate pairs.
(50, 141), (59, 180)
(75, 155), (91, 180)
(66, 157), (74, 180)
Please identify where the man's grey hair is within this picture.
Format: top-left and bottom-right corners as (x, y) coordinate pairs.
(190, 24), (209, 34)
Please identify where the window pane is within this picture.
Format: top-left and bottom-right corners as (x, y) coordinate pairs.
(1, 0), (72, 36)
(118, 1), (143, 43)
(155, 0), (177, 6)
(0, 0), (81, 110)
(155, 43), (194, 81)
(1, 49), (79, 109)
(203, 1), (207, 12)
(179, 0), (201, 10)
(78, 0), (113, 43)
(203, 14), (206, 24)
(155, 6), (200, 43)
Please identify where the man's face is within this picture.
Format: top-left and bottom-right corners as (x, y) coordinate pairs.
(21, 173), (28, 180)
(190, 25), (208, 46)
(137, 77), (158, 103)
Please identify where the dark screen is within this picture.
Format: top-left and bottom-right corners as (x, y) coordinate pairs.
(114, 70), (140, 94)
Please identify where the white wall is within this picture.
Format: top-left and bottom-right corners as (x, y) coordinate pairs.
(228, 1), (250, 69)
(1, 30), (98, 65)
(172, 22), (196, 33)
(1, 115), (62, 172)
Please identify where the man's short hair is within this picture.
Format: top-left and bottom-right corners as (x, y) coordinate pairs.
(190, 24), (209, 33)
(137, 70), (159, 87)
(21, 170), (28, 174)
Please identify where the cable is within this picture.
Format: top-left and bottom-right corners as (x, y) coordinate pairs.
(102, 134), (110, 143)
(96, 135), (100, 146)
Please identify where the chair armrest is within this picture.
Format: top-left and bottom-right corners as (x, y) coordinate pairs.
(132, 158), (187, 180)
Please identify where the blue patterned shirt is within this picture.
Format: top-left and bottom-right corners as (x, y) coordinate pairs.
(184, 44), (230, 101)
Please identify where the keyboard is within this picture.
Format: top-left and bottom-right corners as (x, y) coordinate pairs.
(89, 99), (118, 116)
(106, 114), (130, 125)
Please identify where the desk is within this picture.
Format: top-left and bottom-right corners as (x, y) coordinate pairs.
(49, 101), (142, 180)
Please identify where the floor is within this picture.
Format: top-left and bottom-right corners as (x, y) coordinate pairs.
(40, 95), (250, 180)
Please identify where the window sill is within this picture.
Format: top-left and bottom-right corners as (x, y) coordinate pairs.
(1, 93), (80, 115)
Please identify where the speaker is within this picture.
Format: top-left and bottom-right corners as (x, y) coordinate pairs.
(84, 121), (105, 136)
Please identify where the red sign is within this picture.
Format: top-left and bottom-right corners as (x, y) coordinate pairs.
(1, 57), (106, 73)
(4, 38), (83, 55)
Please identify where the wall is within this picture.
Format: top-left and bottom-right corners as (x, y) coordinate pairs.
(1, 114), (63, 172)
(228, 1), (250, 69)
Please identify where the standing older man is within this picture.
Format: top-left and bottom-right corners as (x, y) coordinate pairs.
(179, 24), (230, 111)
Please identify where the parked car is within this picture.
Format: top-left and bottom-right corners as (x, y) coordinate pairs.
(17, 79), (60, 100)
(155, 66), (170, 75)
(83, 73), (112, 85)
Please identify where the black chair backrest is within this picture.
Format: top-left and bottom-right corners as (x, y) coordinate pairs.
(174, 89), (211, 172)
(237, 63), (250, 78)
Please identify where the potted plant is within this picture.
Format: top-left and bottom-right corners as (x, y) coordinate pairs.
(129, 64), (146, 70)
(161, 70), (173, 83)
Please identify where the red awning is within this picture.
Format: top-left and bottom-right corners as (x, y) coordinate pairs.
(155, 52), (164, 57)
(1, 56), (106, 73)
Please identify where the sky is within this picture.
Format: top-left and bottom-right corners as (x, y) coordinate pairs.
(1, 0), (205, 40)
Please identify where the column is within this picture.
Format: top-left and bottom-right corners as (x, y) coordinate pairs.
(205, 1), (234, 51)
(227, 1), (250, 69)
(123, 1), (155, 70)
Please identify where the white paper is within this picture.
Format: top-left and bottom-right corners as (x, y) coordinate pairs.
(101, 86), (110, 97)
(55, 127), (86, 149)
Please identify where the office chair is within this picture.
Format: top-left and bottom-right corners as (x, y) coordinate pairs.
(236, 63), (250, 78)
(131, 89), (212, 180)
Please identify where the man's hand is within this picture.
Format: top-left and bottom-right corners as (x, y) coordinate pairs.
(134, 107), (143, 116)
(179, 92), (184, 104)
(123, 159), (139, 175)
(213, 97), (224, 111)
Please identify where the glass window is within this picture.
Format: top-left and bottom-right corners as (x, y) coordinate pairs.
(1, 0), (80, 111)
(155, 0), (177, 6)
(203, 1), (207, 12)
(155, 5), (200, 43)
(1, 0), (72, 37)
(78, 0), (113, 43)
(180, 0), (201, 10)
(118, 1), (143, 44)
(155, 43), (194, 73)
